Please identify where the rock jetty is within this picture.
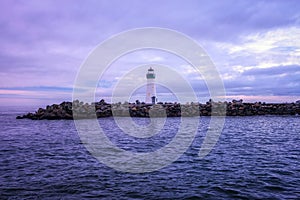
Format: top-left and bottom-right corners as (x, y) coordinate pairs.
(16, 99), (300, 120)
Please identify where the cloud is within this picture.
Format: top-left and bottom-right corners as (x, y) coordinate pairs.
(0, 0), (300, 104)
(223, 65), (300, 97)
(0, 86), (73, 92)
(242, 65), (300, 76)
(0, 86), (74, 106)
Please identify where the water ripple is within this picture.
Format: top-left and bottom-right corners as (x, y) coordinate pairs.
(0, 109), (299, 199)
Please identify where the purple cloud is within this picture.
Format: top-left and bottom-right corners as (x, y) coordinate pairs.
(0, 0), (300, 105)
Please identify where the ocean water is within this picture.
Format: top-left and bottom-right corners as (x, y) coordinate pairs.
(0, 106), (299, 199)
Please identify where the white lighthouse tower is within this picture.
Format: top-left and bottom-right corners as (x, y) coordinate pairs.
(145, 67), (156, 104)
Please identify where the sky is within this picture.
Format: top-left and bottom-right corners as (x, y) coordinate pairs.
(0, 0), (300, 106)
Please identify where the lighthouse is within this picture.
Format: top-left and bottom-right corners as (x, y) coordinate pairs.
(145, 67), (156, 104)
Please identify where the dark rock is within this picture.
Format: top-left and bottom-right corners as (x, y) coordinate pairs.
(16, 99), (300, 120)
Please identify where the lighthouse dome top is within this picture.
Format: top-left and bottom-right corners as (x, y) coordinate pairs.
(146, 67), (155, 79)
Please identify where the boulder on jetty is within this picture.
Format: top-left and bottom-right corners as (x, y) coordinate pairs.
(16, 99), (300, 120)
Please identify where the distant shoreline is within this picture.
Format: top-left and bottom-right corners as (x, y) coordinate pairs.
(16, 99), (300, 120)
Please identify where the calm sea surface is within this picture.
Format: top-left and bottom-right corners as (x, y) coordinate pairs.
(0, 106), (299, 199)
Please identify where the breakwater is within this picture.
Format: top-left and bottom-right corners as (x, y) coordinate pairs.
(16, 99), (300, 120)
